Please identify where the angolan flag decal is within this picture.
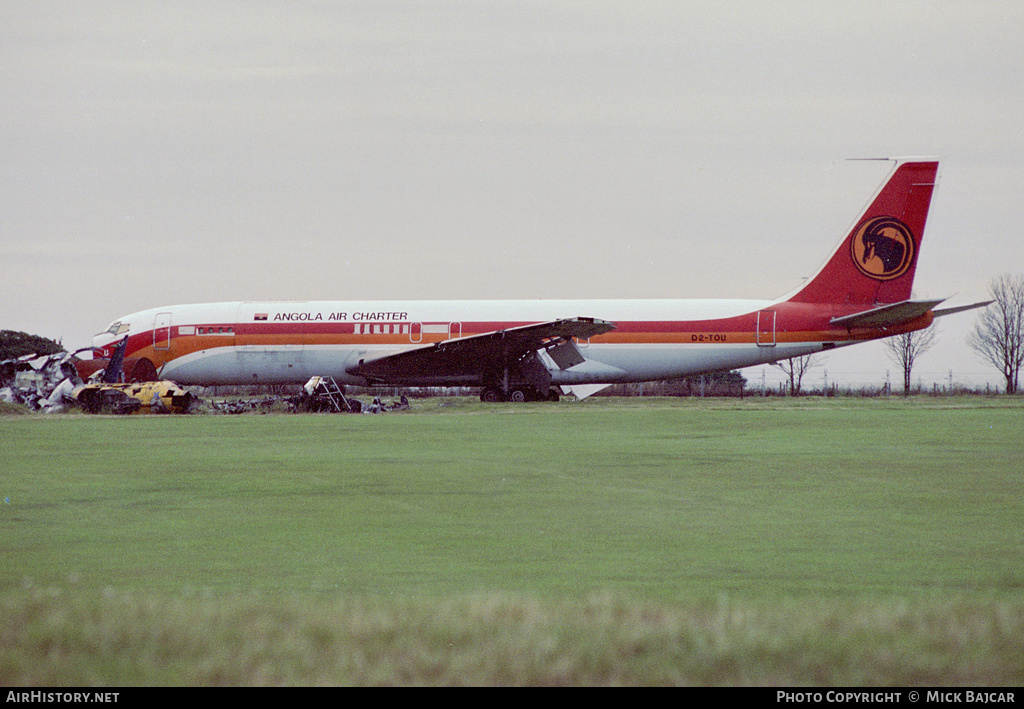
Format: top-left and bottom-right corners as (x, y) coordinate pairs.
(254, 313), (268, 321)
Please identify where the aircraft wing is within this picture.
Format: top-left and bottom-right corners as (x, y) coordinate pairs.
(345, 317), (617, 385)
(829, 299), (945, 329)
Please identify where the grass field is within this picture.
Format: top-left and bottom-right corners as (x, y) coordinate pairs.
(2, 396), (1023, 684)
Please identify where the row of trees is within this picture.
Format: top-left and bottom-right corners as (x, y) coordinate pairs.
(776, 273), (1024, 395)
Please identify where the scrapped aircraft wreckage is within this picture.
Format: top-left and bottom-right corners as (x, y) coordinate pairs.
(291, 377), (408, 413)
(1, 339), (198, 414)
(1, 342), (402, 415)
(205, 378), (408, 414)
(1, 349), (88, 413)
(291, 376), (363, 413)
(75, 380), (198, 415)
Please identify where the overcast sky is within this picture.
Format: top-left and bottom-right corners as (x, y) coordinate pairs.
(3, 1), (1022, 388)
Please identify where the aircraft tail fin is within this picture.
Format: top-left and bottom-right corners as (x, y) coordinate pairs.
(101, 336), (128, 384)
(786, 159), (939, 306)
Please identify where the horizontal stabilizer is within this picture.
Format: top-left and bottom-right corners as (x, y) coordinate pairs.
(933, 300), (993, 318)
(830, 299), (945, 329)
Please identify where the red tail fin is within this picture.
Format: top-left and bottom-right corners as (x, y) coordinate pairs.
(787, 159), (939, 306)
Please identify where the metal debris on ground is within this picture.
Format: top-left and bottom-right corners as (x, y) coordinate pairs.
(291, 376), (358, 412)
(1, 347), (198, 414)
(363, 394), (410, 413)
(1, 354), (411, 416)
(206, 381), (411, 415)
(1, 349), (90, 413)
(208, 396), (281, 414)
(283, 376), (409, 414)
(75, 380), (198, 415)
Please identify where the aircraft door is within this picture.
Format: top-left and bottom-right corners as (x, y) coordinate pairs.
(154, 312), (172, 350)
(756, 310), (776, 347)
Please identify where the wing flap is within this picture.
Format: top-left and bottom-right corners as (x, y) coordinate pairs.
(561, 384), (612, 400)
(345, 317), (616, 385)
(546, 339), (586, 369)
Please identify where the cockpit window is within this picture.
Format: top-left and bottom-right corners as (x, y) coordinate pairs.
(106, 321), (130, 336)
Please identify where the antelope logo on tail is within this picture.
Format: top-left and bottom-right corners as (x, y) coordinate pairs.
(850, 216), (915, 281)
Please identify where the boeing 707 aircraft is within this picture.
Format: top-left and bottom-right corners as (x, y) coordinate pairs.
(92, 158), (986, 401)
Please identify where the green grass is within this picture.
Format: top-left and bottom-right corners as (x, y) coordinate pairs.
(4, 589), (1022, 685)
(2, 396), (1023, 684)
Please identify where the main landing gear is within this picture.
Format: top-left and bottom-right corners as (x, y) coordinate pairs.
(479, 386), (560, 403)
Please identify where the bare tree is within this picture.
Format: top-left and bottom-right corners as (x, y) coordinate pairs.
(771, 353), (820, 395)
(884, 325), (937, 395)
(967, 274), (1024, 394)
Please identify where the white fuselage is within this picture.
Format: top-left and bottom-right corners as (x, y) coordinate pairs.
(92, 298), (850, 388)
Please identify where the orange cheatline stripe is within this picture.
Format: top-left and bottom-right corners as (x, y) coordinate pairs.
(141, 330), (871, 366)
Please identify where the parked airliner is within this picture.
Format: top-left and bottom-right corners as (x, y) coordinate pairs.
(93, 159), (985, 401)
